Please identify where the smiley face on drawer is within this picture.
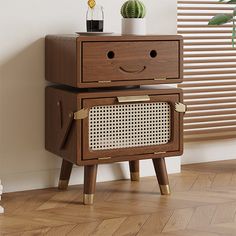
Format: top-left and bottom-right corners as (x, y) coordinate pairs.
(107, 50), (157, 74)
(82, 41), (180, 84)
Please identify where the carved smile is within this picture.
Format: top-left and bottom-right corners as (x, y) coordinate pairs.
(119, 66), (146, 74)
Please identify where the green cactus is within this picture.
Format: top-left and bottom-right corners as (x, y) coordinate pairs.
(121, 0), (146, 18)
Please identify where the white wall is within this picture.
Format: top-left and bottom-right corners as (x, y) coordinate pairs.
(182, 139), (236, 165)
(0, 0), (179, 193)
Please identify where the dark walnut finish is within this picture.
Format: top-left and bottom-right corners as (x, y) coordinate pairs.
(153, 158), (171, 195)
(83, 165), (98, 205)
(45, 86), (184, 204)
(45, 34), (184, 205)
(129, 160), (140, 181)
(45, 86), (184, 165)
(58, 159), (73, 190)
(45, 35), (183, 88)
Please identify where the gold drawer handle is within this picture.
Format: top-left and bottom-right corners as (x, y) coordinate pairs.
(175, 103), (187, 113)
(117, 95), (150, 103)
(74, 108), (89, 120)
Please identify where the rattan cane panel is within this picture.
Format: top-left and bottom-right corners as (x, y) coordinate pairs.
(89, 102), (171, 151)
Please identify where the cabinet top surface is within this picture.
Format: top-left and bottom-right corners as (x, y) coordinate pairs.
(45, 34), (183, 42)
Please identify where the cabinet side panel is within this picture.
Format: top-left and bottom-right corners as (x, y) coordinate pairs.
(45, 87), (78, 164)
(45, 36), (77, 87)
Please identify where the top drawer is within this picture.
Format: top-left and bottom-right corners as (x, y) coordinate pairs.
(45, 35), (183, 88)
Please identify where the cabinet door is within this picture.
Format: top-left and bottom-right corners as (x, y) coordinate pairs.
(82, 41), (180, 84)
(82, 93), (182, 160)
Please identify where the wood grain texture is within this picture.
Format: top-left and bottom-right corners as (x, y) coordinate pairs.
(82, 41), (179, 83)
(58, 159), (73, 190)
(129, 160), (139, 174)
(45, 34), (184, 208)
(129, 160), (140, 181)
(45, 35), (183, 88)
(2, 160), (236, 235)
(45, 86), (79, 164)
(84, 165), (98, 195)
(45, 35), (77, 87)
(45, 86), (184, 166)
(153, 158), (170, 186)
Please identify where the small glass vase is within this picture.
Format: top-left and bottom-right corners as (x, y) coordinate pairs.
(86, 5), (104, 32)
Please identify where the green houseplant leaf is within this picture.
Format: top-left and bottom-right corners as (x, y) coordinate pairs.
(219, 0), (236, 2)
(208, 0), (236, 47)
(208, 14), (233, 25)
(232, 7), (236, 46)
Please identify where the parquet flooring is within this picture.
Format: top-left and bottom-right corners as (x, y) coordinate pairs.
(2, 159), (236, 235)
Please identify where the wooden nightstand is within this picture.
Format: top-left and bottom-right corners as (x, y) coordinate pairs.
(45, 35), (184, 205)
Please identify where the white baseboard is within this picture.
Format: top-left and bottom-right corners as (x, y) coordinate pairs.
(0, 181), (3, 214)
(1, 157), (180, 193)
(182, 139), (236, 164)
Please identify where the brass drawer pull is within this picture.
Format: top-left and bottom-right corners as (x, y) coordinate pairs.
(154, 151), (167, 155)
(74, 108), (89, 120)
(117, 95), (150, 103)
(98, 157), (111, 160)
(175, 103), (187, 113)
(154, 77), (167, 81)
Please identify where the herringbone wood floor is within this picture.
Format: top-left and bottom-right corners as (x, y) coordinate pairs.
(2, 160), (236, 235)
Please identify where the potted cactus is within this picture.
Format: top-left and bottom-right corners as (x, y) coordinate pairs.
(121, 0), (146, 35)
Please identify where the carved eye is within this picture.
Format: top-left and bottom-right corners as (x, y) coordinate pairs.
(150, 50), (157, 58)
(107, 51), (115, 59)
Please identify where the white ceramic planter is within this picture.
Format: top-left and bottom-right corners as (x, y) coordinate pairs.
(122, 18), (146, 35)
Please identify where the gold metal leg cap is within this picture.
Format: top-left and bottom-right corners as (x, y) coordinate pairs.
(58, 180), (69, 190)
(130, 172), (140, 181)
(83, 194), (94, 205)
(160, 185), (171, 195)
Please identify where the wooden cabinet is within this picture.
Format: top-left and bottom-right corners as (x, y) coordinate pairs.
(45, 35), (183, 88)
(45, 86), (184, 166)
(45, 34), (185, 205)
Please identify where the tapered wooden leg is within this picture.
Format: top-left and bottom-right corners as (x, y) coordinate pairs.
(152, 158), (170, 195)
(58, 159), (73, 190)
(129, 160), (140, 181)
(83, 165), (98, 205)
